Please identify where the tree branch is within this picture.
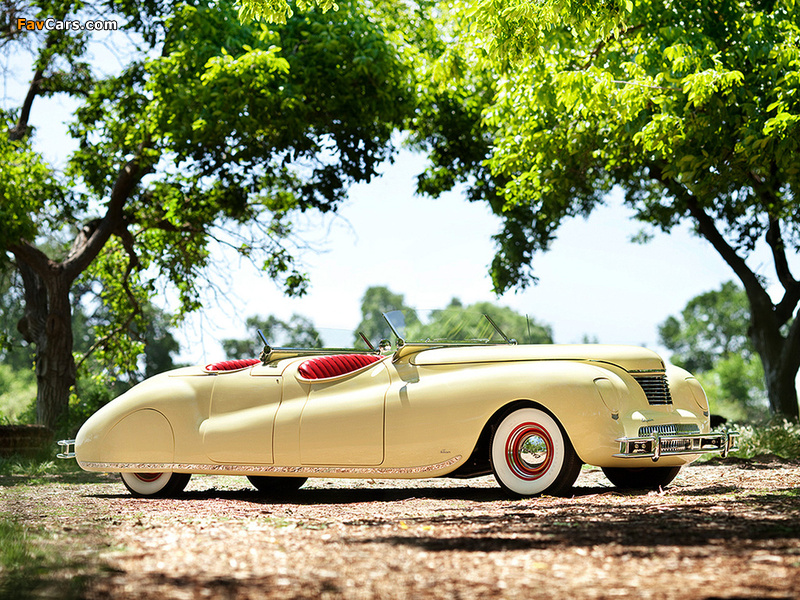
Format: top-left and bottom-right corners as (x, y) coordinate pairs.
(8, 67), (44, 141)
(765, 217), (797, 290)
(74, 227), (142, 372)
(8, 32), (60, 141)
(582, 24), (644, 70)
(8, 240), (54, 280)
(63, 144), (154, 282)
(765, 217), (800, 324)
(647, 163), (774, 313)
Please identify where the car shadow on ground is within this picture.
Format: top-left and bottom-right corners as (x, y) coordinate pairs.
(88, 480), (622, 504)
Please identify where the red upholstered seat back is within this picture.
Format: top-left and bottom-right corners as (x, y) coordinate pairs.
(298, 354), (383, 380)
(205, 358), (261, 372)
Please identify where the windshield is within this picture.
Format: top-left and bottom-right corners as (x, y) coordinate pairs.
(382, 309), (514, 345)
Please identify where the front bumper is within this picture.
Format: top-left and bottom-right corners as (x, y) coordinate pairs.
(614, 430), (739, 462)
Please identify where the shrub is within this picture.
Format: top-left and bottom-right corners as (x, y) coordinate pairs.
(732, 419), (800, 460)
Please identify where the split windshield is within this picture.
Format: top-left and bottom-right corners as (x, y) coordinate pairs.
(382, 309), (513, 345)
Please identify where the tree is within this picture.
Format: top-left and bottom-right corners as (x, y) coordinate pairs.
(415, 0), (800, 420)
(353, 286), (417, 346)
(659, 282), (768, 421)
(236, 0), (630, 36)
(659, 281), (755, 374)
(222, 314), (321, 358)
(354, 287), (552, 345)
(406, 298), (553, 344)
(1, 0), (415, 430)
(1, 264), (180, 426)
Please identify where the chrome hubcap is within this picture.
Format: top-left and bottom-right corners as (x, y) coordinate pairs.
(518, 433), (549, 471)
(505, 422), (554, 481)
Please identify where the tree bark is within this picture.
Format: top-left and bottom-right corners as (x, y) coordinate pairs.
(7, 29), (152, 433)
(748, 302), (800, 421)
(13, 252), (77, 432)
(647, 163), (800, 422)
(35, 279), (76, 430)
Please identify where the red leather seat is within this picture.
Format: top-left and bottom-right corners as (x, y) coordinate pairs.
(298, 354), (383, 380)
(205, 358), (261, 372)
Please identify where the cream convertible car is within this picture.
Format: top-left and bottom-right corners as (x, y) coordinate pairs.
(58, 312), (737, 497)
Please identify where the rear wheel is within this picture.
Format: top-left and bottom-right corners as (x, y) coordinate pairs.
(247, 476), (307, 494)
(120, 471), (191, 497)
(490, 407), (582, 497)
(601, 466), (681, 490)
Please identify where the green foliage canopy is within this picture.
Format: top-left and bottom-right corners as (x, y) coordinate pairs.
(413, 0), (800, 419)
(478, 0), (800, 294)
(1, 0), (417, 429)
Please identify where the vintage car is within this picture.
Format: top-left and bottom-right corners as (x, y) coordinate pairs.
(58, 311), (738, 498)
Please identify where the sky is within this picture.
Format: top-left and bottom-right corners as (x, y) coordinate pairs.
(173, 145), (758, 365)
(4, 30), (795, 368)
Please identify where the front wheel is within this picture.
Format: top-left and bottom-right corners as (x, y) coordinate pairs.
(490, 407), (582, 497)
(120, 472), (191, 497)
(601, 466), (681, 490)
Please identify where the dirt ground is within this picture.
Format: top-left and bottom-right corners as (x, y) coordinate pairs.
(2, 458), (800, 600)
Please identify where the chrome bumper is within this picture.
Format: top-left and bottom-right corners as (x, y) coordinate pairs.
(614, 430), (739, 462)
(57, 439), (76, 459)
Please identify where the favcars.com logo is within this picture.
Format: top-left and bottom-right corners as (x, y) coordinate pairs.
(17, 17), (119, 31)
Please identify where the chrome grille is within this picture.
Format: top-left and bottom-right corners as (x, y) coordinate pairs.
(633, 375), (673, 405)
(638, 424), (700, 436)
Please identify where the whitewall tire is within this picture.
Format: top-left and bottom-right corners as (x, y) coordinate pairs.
(120, 471), (191, 497)
(490, 407), (582, 497)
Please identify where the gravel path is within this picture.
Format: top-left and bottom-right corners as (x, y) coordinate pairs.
(2, 459), (800, 599)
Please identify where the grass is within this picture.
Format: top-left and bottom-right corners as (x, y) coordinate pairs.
(0, 456), (111, 488)
(0, 512), (91, 600)
(0, 365), (36, 425)
(0, 458), (111, 599)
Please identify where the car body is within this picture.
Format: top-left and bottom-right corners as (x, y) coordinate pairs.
(58, 312), (738, 497)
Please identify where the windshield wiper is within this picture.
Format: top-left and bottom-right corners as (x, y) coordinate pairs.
(483, 314), (516, 345)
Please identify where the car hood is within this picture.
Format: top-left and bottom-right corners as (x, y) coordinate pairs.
(407, 344), (665, 373)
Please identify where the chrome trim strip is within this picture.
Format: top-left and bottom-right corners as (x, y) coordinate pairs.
(614, 431), (739, 462)
(639, 423), (700, 436)
(78, 455), (463, 475)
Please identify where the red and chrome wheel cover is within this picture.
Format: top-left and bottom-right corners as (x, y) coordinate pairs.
(133, 473), (164, 483)
(505, 422), (554, 481)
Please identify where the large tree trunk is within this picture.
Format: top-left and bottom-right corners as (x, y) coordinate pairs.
(35, 280), (76, 431)
(670, 184), (800, 423)
(16, 260), (77, 432)
(748, 299), (800, 422)
(763, 359), (800, 421)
